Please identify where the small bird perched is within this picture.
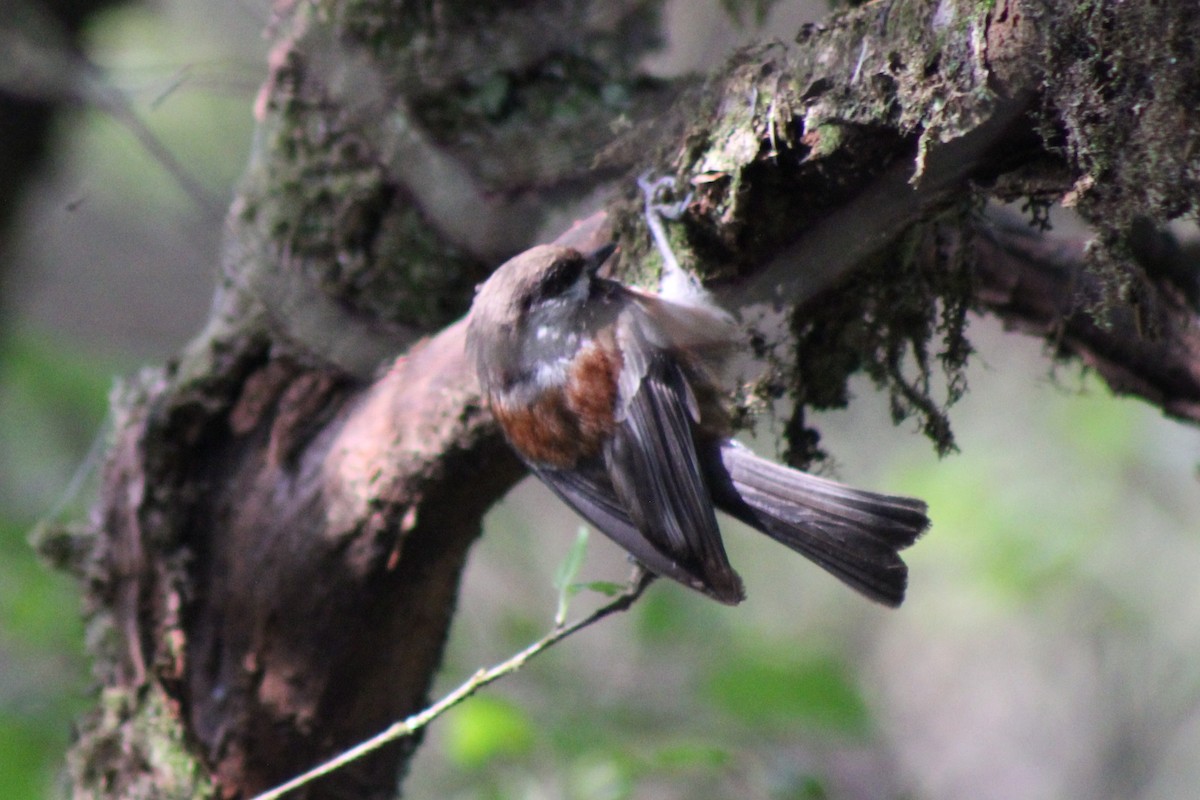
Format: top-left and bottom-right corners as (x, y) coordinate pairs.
(465, 189), (929, 606)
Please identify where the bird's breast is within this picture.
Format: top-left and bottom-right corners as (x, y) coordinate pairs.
(490, 340), (622, 468)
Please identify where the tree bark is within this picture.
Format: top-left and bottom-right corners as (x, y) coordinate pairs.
(43, 1), (1200, 798)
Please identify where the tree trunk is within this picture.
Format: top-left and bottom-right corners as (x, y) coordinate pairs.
(43, 1), (1200, 798)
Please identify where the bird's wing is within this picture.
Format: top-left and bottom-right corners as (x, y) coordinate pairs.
(599, 309), (744, 603)
(532, 463), (735, 601)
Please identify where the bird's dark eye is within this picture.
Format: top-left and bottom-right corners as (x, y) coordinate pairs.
(533, 256), (584, 302)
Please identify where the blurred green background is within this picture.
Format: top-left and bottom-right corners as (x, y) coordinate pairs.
(3, 2), (1200, 799)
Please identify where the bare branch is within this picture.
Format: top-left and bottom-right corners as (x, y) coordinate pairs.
(974, 212), (1200, 424)
(250, 569), (654, 800)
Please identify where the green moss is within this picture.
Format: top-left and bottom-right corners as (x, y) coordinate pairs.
(68, 685), (213, 800)
(231, 59), (483, 331)
(604, 4), (996, 458)
(1036, 3), (1200, 322)
(807, 123), (847, 158)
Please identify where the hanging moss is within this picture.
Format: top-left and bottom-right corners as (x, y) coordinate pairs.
(784, 202), (978, 466)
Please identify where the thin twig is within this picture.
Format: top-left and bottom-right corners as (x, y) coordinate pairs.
(249, 568), (655, 800)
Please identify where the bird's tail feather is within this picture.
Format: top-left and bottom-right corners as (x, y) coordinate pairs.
(707, 441), (929, 607)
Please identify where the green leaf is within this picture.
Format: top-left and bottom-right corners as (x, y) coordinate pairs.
(442, 696), (534, 770)
(553, 527), (590, 625)
(578, 581), (625, 598)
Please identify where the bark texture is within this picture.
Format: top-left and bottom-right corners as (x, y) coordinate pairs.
(40, 1), (1200, 798)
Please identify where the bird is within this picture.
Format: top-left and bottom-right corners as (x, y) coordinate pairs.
(463, 172), (931, 606)
(464, 238), (929, 607)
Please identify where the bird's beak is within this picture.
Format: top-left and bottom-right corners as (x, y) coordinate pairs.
(584, 242), (617, 276)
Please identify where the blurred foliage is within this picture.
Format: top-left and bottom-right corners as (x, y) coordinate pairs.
(444, 696), (536, 770)
(77, 4), (259, 211)
(409, 316), (1200, 800)
(416, 516), (886, 799)
(1, 1), (263, 797)
(902, 358), (1152, 606)
(704, 652), (869, 734)
(0, 327), (111, 800)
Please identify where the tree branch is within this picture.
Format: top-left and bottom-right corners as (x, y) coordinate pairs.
(250, 568), (654, 800)
(58, 1), (1200, 798)
(973, 212), (1200, 423)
